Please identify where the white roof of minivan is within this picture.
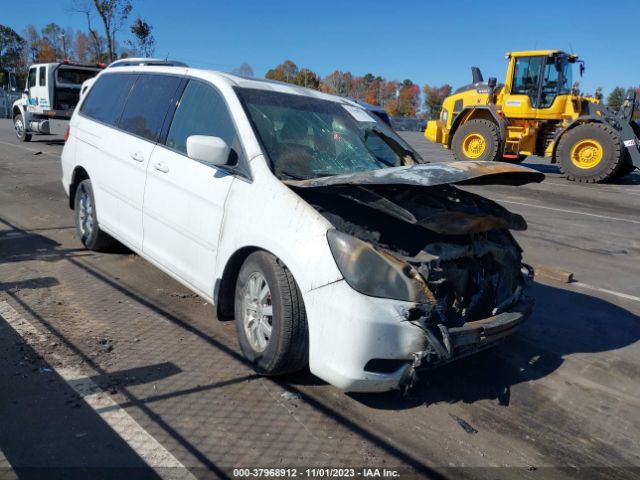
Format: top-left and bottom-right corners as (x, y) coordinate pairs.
(99, 64), (357, 106)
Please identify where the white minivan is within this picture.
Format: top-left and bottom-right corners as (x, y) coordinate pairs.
(61, 65), (543, 392)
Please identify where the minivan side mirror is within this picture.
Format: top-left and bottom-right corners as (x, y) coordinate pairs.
(186, 135), (230, 167)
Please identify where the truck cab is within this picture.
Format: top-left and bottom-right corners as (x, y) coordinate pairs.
(12, 61), (103, 141)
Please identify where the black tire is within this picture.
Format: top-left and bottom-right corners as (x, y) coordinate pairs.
(14, 114), (32, 142)
(74, 179), (116, 251)
(234, 251), (308, 375)
(452, 119), (502, 162)
(501, 154), (527, 164)
(610, 152), (636, 180)
(556, 123), (624, 183)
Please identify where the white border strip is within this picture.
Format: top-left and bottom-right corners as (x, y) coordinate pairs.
(0, 300), (196, 480)
(571, 282), (640, 304)
(494, 198), (640, 225)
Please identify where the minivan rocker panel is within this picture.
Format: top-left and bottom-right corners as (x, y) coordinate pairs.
(61, 66), (542, 392)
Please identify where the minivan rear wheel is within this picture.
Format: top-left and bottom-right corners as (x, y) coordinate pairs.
(234, 251), (308, 375)
(74, 179), (116, 251)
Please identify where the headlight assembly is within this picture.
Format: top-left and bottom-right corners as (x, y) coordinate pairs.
(441, 109), (448, 122)
(327, 229), (430, 303)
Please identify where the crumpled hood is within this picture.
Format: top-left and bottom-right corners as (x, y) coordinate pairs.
(283, 161), (545, 188)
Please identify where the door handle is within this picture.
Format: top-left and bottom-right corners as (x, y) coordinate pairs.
(153, 161), (169, 173)
(130, 151), (145, 162)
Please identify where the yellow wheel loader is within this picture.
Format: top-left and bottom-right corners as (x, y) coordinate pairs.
(425, 50), (640, 183)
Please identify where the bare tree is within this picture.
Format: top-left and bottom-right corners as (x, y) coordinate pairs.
(72, 0), (132, 61)
(231, 62), (254, 77)
(73, 30), (90, 63)
(93, 0), (133, 61)
(72, 0), (105, 62)
(127, 17), (155, 57)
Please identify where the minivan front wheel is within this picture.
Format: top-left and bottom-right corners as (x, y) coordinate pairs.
(234, 251), (308, 375)
(74, 179), (115, 251)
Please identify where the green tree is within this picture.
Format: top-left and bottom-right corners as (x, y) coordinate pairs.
(607, 86), (626, 111)
(293, 68), (320, 89)
(0, 25), (26, 69)
(423, 84), (452, 119)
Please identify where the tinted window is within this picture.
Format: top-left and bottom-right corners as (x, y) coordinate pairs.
(28, 68), (37, 88)
(512, 56), (543, 107)
(38, 66), (46, 86)
(80, 73), (136, 126)
(166, 80), (239, 158)
(56, 68), (97, 86)
(118, 74), (182, 142)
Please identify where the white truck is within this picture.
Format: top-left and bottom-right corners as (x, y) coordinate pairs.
(12, 61), (103, 141)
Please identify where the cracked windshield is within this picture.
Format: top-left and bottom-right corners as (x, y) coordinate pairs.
(238, 88), (424, 179)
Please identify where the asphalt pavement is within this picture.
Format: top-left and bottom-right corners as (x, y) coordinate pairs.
(1, 120), (639, 479)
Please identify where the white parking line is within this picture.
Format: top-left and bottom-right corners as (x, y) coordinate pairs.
(494, 198), (640, 225)
(537, 178), (640, 196)
(0, 446), (18, 480)
(570, 282), (640, 304)
(0, 300), (197, 480)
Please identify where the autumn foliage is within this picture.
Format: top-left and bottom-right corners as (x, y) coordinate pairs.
(266, 60), (453, 118)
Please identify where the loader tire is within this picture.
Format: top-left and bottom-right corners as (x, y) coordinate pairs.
(610, 152), (636, 180)
(452, 119), (501, 162)
(556, 123), (624, 183)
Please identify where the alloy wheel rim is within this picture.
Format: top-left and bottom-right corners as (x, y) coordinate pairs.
(570, 139), (603, 169)
(15, 118), (24, 138)
(462, 132), (486, 158)
(242, 272), (273, 352)
(78, 187), (94, 238)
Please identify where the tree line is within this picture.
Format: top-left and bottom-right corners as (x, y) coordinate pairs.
(0, 0), (155, 76)
(2, 6), (638, 120)
(265, 59), (451, 118)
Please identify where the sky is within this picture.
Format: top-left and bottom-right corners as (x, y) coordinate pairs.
(2, 0), (638, 98)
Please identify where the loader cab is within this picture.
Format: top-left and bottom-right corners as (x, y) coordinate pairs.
(502, 50), (578, 119)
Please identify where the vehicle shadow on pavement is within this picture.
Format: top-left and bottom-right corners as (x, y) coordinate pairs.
(0, 312), (163, 480)
(0, 221), (88, 264)
(520, 162), (561, 175)
(351, 281), (640, 409)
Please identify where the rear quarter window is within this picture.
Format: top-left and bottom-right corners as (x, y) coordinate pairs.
(80, 73), (137, 126)
(57, 68), (98, 86)
(118, 74), (183, 142)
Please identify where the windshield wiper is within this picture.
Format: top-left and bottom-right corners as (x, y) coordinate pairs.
(278, 170), (308, 180)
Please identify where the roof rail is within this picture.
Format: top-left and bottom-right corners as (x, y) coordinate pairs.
(107, 58), (188, 68)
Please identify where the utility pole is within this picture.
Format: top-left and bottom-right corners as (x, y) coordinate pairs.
(60, 33), (67, 60)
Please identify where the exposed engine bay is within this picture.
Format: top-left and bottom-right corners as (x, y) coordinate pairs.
(285, 161), (542, 388)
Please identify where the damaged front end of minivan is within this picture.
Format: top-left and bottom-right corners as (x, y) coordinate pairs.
(286, 161), (543, 391)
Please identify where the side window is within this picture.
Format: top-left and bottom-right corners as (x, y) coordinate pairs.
(119, 74), (182, 142)
(28, 68), (37, 89)
(165, 80), (240, 162)
(539, 58), (559, 109)
(512, 56), (543, 107)
(80, 73), (136, 126)
(38, 66), (46, 87)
